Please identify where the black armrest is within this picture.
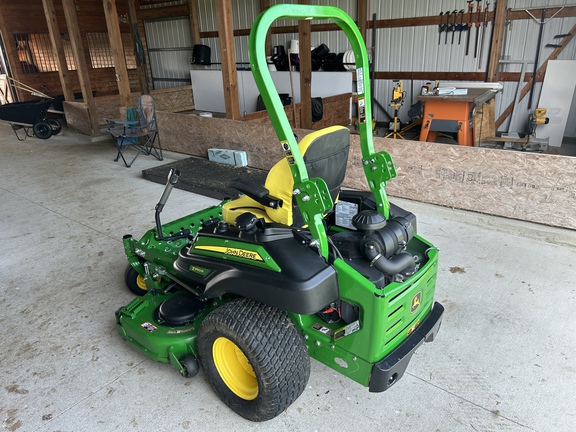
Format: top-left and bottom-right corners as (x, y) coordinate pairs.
(231, 178), (283, 209)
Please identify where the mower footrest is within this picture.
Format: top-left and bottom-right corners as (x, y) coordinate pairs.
(369, 301), (444, 392)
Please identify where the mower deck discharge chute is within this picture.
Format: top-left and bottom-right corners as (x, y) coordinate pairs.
(116, 4), (443, 422)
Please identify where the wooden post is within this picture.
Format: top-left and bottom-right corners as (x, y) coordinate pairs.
(127, 0), (148, 94)
(298, 0), (311, 129)
(357, 0), (367, 43)
(42, 0), (75, 102)
(0, 7), (22, 99)
(216, 0), (241, 120)
(61, 0), (100, 135)
(486, 0), (507, 82)
(103, 0), (132, 109)
(188, 0), (201, 46)
(260, 0), (272, 56)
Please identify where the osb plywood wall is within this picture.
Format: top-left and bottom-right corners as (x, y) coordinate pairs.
(92, 86), (193, 124)
(63, 101), (93, 135)
(348, 136), (576, 230)
(156, 112), (576, 230)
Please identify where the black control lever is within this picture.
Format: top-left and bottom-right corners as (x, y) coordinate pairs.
(155, 169), (190, 241)
(156, 168), (180, 212)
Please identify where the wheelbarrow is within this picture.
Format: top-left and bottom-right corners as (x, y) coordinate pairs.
(0, 77), (61, 140)
(0, 99), (61, 140)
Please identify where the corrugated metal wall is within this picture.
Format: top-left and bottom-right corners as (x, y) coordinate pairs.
(144, 17), (194, 89)
(185, 0), (576, 136)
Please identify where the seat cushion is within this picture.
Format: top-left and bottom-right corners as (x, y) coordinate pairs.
(223, 125), (350, 228)
(222, 195), (271, 225)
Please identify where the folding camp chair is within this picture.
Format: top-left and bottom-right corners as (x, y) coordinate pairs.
(106, 95), (163, 167)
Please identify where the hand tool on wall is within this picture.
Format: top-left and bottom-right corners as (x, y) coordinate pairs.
(457, 10), (465, 44)
(478, 1), (490, 68)
(483, 1), (497, 80)
(474, 0), (482, 58)
(546, 32), (572, 47)
(445, 10), (452, 44)
(451, 9), (459, 44)
(438, 11), (445, 45)
(465, 0), (474, 55)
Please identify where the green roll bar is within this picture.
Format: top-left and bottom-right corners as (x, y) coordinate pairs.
(248, 5), (396, 258)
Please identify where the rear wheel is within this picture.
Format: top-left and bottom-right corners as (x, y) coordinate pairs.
(33, 122), (52, 139)
(198, 299), (310, 422)
(47, 118), (62, 135)
(124, 264), (148, 296)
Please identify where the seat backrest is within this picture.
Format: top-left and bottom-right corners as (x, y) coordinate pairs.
(264, 125), (350, 226)
(138, 95), (157, 133)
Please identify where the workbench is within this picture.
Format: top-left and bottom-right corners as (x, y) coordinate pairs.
(418, 88), (497, 146)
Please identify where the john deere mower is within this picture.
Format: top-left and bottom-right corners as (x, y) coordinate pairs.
(116, 4), (443, 422)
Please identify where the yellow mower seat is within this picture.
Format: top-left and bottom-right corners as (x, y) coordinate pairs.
(223, 125), (350, 227)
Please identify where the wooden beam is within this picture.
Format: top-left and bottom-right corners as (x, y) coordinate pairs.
(103, 0), (132, 108)
(42, 0), (75, 102)
(486, 0), (507, 82)
(372, 71), (557, 82)
(61, 0), (100, 135)
(127, 0), (148, 94)
(198, 5), (576, 40)
(216, 0), (241, 120)
(298, 0), (311, 130)
(357, 0), (367, 43)
(188, 0), (201, 46)
(495, 23), (576, 128)
(374, 71), (487, 81)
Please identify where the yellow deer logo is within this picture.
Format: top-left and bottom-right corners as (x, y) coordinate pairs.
(410, 292), (422, 314)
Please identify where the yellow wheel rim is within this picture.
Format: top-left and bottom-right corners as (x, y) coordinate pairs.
(136, 275), (148, 291)
(213, 337), (258, 400)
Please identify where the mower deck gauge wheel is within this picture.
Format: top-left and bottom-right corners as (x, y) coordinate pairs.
(124, 264), (148, 296)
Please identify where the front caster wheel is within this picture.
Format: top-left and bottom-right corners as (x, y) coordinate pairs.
(124, 264), (148, 296)
(198, 299), (310, 422)
(180, 355), (200, 378)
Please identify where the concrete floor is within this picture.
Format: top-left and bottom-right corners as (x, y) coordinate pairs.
(1, 121), (576, 432)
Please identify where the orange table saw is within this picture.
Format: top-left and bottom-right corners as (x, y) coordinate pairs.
(418, 88), (497, 146)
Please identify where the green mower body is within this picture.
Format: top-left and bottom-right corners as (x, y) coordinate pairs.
(116, 4), (443, 421)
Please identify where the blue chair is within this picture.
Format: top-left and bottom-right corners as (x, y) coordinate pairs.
(106, 95), (163, 167)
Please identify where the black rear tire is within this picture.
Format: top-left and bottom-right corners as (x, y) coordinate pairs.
(198, 299), (310, 422)
(124, 264), (148, 296)
(33, 122), (52, 139)
(47, 118), (62, 135)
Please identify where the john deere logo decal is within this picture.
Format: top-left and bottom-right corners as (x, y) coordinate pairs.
(410, 292), (422, 314)
(194, 245), (263, 262)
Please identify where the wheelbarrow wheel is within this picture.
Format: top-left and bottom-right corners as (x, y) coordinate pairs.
(124, 264), (148, 296)
(198, 298), (310, 422)
(47, 118), (62, 135)
(33, 121), (52, 139)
